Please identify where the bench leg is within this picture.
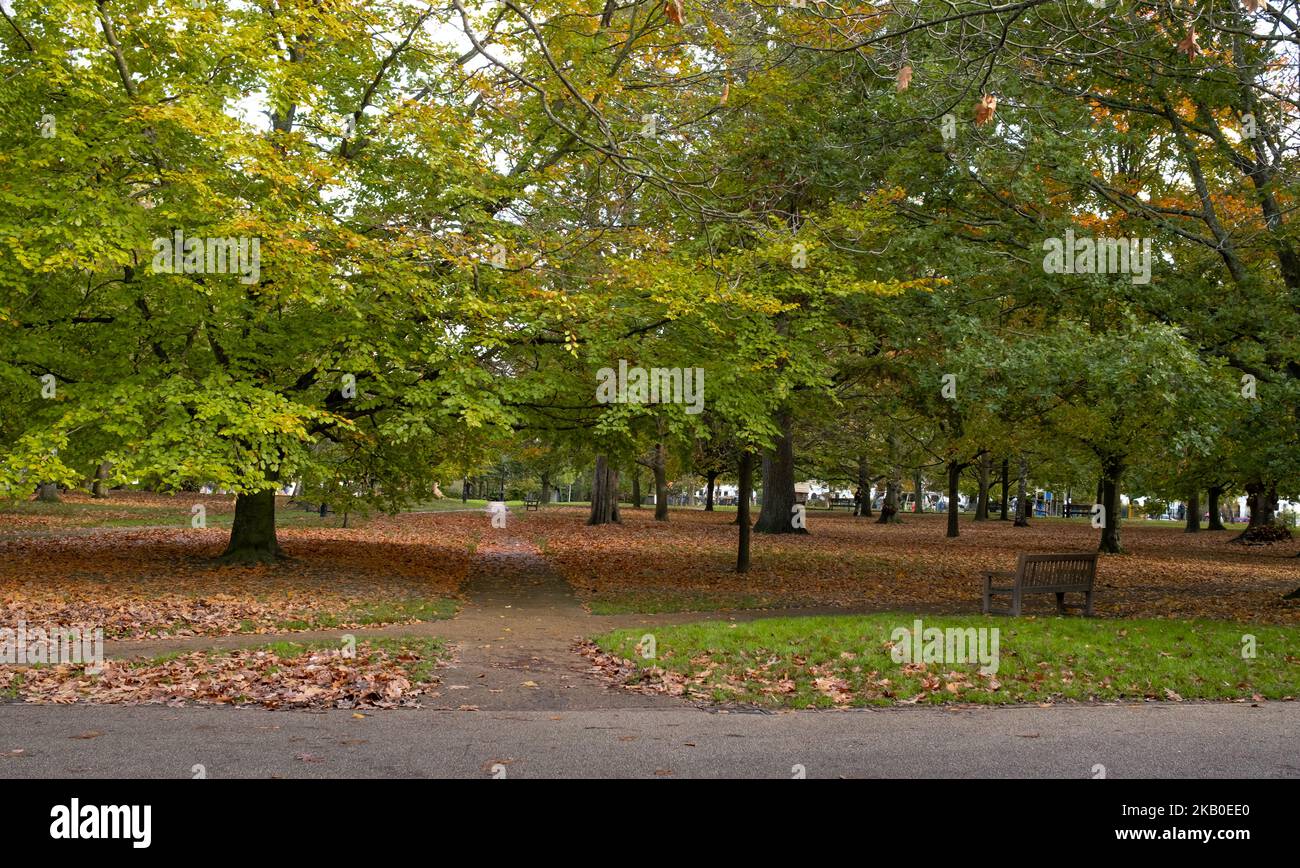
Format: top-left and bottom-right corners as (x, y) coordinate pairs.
(982, 575), (991, 614)
(1084, 590), (1095, 617)
(1055, 592), (1066, 615)
(1010, 589), (1022, 617)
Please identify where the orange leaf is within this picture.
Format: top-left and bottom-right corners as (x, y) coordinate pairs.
(665, 0), (684, 26)
(1177, 27), (1201, 60)
(974, 93), (997, 126)
(896, 65), (913, 92)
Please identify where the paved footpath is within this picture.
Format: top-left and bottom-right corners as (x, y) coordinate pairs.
(2, 535), (1297, 778)
(1, 703), (1294, 778)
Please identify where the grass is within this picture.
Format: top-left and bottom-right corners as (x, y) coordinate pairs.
(0, 670), (24, 699)
(234, 637), (447, 683)
(271, 597), (457, 632)
(407, 498), (526, 511)
(0, 497), (366, 529)
(593, 613), (1300, 708)
(587, 590), (794, 615)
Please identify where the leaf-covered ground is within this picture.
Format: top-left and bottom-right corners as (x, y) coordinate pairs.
(2, 638), (444, 709)
(0, 497), (480, 638)
(3, 498), (1297, 651)
(522, 508), (1300, 623)
(588, 615), (1300, 708)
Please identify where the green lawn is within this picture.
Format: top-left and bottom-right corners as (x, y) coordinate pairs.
(594, 614), (1300, 708)
(270, 597), (458, 632)
(215, 636), (447, 685)
(587, 591), (794, 615)
(0, 497), (362, 529)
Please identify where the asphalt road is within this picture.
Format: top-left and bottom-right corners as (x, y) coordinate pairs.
(2, 701), (1295, 779)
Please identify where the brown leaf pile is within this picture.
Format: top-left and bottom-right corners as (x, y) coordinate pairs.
(5, 641), (441, 709)
(0, 504), (478, 638)
(523, 508), (1300, 623)
(576, 639), (704, 700)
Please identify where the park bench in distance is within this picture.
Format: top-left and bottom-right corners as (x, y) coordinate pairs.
(982, 552), (1098, 617)
(524, 495), (540, 511)
(1062, 502), (1093, 518)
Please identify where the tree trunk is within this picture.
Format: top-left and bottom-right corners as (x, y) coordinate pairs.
(540, 472), (551, 504)
(705, 471), (718, 511)
(1014, 455), (1030, 527)
(36, 482), (60, 503)
(876, 480), (898, 524)
(945, 460), (961, 538)
(632, 472), (642, 508)
(1184, 489), (1201, 533)
(92, 462), (111, 498)
(754, 408), (804, 534)
(1206, 485), (1226, 531)
(219, 489), (283, 564)
(461, 476), (469, 503)
(652, 442), (668, 521)
(913, 469), (925, 513)
(736, 451), (754, 573)
(974, 452), (990, 520)
(587, 456), (621, 525)
(1244, 481), (1278, 528)
(876, 436), (901, 524)
(1098, 457), (1124, 554)
(999, 458), (1009, 520)
(854, 456), (869, 517)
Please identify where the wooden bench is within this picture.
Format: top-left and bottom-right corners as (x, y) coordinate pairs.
(524, 496), (540, 511)
(818, 497), (856, 510)
(982, 552), (1098, 617)
(1062, 503), (1093, 519)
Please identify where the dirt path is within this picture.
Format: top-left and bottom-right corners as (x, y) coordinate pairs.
(423, 536), (684, 710)
(96, 534), (700, 710)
